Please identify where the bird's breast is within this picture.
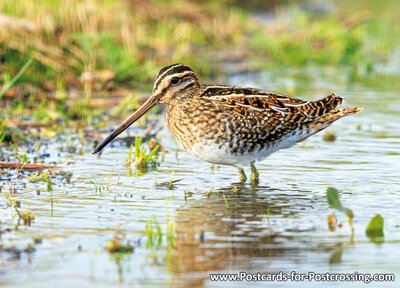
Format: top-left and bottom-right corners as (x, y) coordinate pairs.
(165, 104), (274, 166)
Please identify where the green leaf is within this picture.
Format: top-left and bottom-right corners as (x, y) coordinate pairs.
(327, 187), (343, 210)
(134, 136), (142, 157)
(366, 214), (384, 239)
(0, 127), (6, 143)
(148, 145), (159, 158)
(326, 187), (354, 229)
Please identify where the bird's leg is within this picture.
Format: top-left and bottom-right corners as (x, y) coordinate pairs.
(237, 167), (247, 182)
(250, 163), (259, 184)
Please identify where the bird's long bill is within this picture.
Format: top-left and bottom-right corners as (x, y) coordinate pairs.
(92, 96), (158, 154)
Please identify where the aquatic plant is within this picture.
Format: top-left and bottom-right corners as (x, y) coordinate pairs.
(126, 137), (159, 174)
(327, 188), (385, 242)
(145, 215), (162, 250)
(323, 131), (337, 142)
(366, 214), (384, 240)
(106, 222), (134, 254)
(222, 194), (229, 208)
(89, 174), (105, 194)
(326, 187), (354, 231)
(145, 209), (176, 251)
(205, 187), (214, 198)
(106, 169), (113, 191)
(184, 190), (193, 201)
(134, 137), (159, 169)
(28, 170), (54, 192)
(166, 207), (176, 250)
(22, 207), (35, 226)
(1, 186), (22, 219)
(168, 172), (174, 190)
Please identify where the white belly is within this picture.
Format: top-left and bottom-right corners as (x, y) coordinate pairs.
(183, 129), (313, 167)
(188, 140), (273, 167)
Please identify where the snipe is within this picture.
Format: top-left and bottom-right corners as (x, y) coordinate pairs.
(92, 64), (362, 183)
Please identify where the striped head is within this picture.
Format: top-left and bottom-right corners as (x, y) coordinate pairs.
(92, 64), (200, 154)
(152, 63), (200, 104)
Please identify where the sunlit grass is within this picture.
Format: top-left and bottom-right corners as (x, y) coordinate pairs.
(146, 215), (163, 249)
(126, 137), (159, 175)
(1, 0), (399, 134)
(0, 0), (250, 89)
(145, 209), (176, 251)
(251, 7), (400, 70)
(0, 58), (32, 99)
(90, 174), (106, 194)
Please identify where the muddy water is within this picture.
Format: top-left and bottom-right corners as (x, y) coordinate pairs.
(1, 66), (400, 287)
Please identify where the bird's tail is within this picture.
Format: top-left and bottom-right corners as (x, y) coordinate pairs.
(295, 106), (363, 144)
(311, 106), (363, 128)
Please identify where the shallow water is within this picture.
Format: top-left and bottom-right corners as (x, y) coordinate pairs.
(1, 65), (400, 287)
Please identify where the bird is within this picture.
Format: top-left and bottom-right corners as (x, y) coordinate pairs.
(92, 63), (362, 183)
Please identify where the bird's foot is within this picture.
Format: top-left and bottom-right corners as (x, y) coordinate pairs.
(250, 164), (259, 184)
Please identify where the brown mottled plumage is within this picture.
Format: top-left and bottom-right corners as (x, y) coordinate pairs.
(93, 64), (363, 183)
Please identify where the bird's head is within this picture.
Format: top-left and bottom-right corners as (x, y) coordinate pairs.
(92, 64), (200, 154)
(153, 63), (200, 103)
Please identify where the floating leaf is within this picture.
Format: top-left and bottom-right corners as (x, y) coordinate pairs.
(366, 214), (384, 239)
(327, 187), (342, 210)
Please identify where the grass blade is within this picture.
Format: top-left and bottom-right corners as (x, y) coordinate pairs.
(0, 58), (33, 99)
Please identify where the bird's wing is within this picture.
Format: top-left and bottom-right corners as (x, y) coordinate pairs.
(201, 86), (343, 124)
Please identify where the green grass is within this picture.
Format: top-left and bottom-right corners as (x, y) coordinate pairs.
(126, 137), (159, 174)
(250, 7), (400, 71)
(0, 119), (7, 145)
(145, 210), (176, 251)
(0, 0), (250, 90)
(145, 215), (163, 250)
(89, 174), (106, 194)
(1, 1), (397, 95)
(0, 58), (33, 99)
(1, 0), (399, 135)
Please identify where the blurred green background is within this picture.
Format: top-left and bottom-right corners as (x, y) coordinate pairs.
(0, 0), (399, 127)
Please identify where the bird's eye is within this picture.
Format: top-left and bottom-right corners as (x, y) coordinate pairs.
(170, 77), (180, 85)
